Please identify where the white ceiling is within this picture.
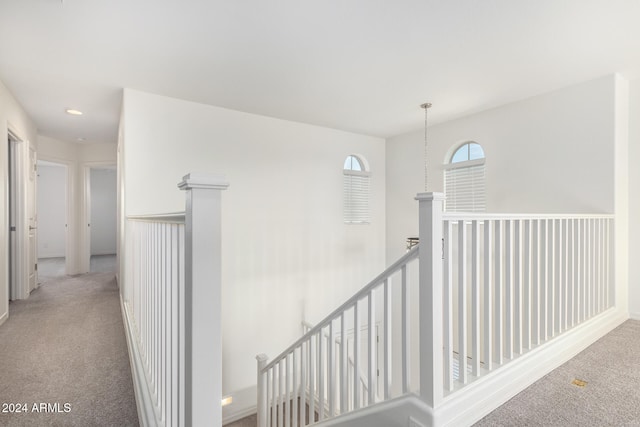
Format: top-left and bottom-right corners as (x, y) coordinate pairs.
(1, 1), (640, 144)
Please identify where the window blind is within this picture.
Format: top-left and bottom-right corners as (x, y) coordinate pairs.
(444, 163), (485, 212)
(344, 172), (370, 223)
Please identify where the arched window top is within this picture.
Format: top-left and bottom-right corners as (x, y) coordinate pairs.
(450, 142), (485, 164)
(344, 155), (366, 172)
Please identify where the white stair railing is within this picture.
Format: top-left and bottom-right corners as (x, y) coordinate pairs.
(440, 212), (614, 391)
(301, 321), (375, 410)
(257, 246), (419, 427)
(121, 173), (229, 427)
(258, 193), (616, 426)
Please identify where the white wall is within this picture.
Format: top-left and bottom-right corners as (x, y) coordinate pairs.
(386, 75), (619, 263)
(37, 136), (117, 273)
(0, 78), (38, 322)
(120, 89), (386, 415)
(90, 168), (116, 255)
(37, 163), (67, 258)
(628, 78), (640, 319)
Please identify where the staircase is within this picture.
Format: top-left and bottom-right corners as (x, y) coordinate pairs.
(256, 192), (627, 427)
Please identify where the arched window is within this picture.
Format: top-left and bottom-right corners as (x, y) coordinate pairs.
(444, 142), (486, 212)
(343, 155), (370, 224)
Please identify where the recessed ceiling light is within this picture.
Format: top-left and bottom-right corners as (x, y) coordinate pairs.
(65, 109), (83, 116)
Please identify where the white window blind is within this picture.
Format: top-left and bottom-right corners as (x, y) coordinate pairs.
(344, 171), (370, 224)
(444, 162), (485, 212)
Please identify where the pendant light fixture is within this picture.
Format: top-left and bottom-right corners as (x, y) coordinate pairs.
(407, 102), (432, 251)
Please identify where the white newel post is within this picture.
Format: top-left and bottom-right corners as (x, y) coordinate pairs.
(256, 354), (269, 427)
(416, 192), (445, 408)
(178, 173), (229, 427)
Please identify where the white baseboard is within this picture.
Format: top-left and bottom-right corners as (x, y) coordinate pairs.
(630, 311), (640, 320)
(222, 385), (257, 424)
(438, 308), (627, 427)
(38, 253), (66, 259)
(120, 295), (159, 427)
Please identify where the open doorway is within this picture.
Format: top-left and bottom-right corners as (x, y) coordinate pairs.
(36, 160), (68, 280)
(88, 166), (117, 273)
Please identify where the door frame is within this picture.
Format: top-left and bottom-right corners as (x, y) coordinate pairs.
(36, 157), (72, 276)
(7, 128), (30, 300)
(81, 161), (117, 273)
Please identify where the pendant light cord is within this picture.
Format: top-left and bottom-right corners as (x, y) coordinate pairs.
(421, 102), (432, 192)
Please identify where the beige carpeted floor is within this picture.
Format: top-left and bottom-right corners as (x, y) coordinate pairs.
(474, 319), (640, 426)
(0, 272), (139, 426)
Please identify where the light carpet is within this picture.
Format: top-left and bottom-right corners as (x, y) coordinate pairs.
(474, 319), (640, 426)
(0, 272), (139, 426)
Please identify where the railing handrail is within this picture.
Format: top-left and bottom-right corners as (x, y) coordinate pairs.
(262, 245), (420, 372)
(442, 212), (614, 221)
(127, 212), (186, 223)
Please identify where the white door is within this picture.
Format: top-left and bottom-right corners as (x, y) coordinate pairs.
(28, 146), (37, 291)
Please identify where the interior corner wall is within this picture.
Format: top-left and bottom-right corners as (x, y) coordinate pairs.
(120, 89), (387, 406)
(628, 77), (640, 319)
(386, 75), (618, 264)
(0, 78), (38, 322)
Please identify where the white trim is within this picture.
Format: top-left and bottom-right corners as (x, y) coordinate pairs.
(120, 295), (157, 427)
(223, 402), (257, 425)
(630, 311), (640, 320)
(7, 131), (29, 300)
(0, 310), (7, 327)
(443, 212), (614, 221)
(177, 173), (229, 190)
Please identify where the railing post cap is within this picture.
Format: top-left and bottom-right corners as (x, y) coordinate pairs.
(178, 173), (230, 191)
(415, 192), (445, 201)
(256, 354), (269, 363)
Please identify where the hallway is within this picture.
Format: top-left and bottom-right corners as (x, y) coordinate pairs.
(0, 272), (138, 426)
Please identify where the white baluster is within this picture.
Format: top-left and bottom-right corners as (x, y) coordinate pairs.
(505, 219), (513, 360)
(458, 219), (468, 384)
(494, 220), (503, 365)
(340, 313), (347, 414)
(383, 278), (392, 399)
(368, 291), (376, 406)
(471, 220), (480, 377)
(353, 302), (361, 410)
(401, 265), (411, 392)
(443, 220), (453, 390)
(483, 220), (493, 372)
(257, 355), (269, 427)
